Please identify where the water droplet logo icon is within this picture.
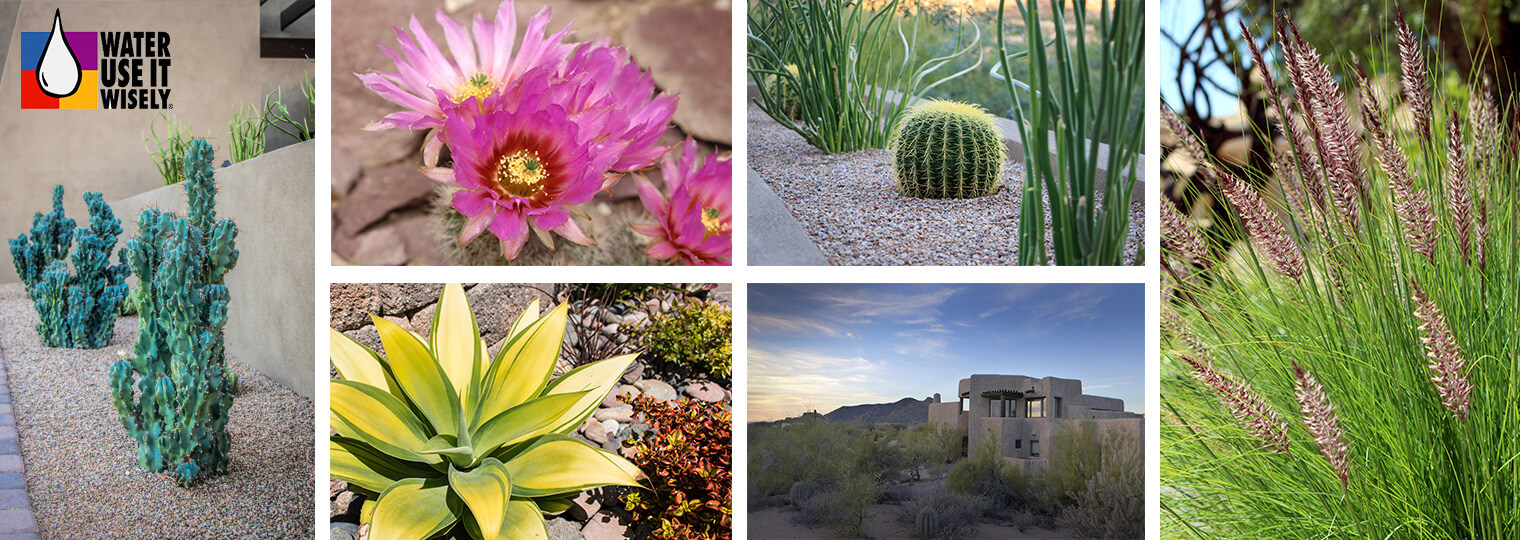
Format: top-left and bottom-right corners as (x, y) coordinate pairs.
(36, 9), (81, 98)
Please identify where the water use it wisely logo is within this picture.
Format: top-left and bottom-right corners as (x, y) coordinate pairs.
(20, 10), (173, 110)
